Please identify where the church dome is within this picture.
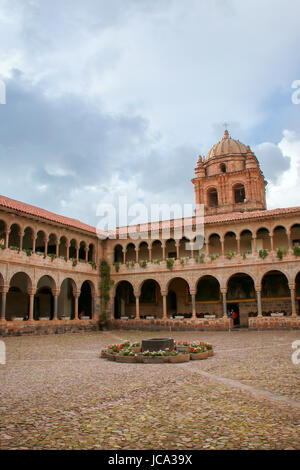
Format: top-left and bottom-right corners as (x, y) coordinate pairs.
(207, 130), (249, 160)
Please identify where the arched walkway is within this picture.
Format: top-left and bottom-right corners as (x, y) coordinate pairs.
(79, 281), (94, 319)
(167, 277), (191, 318)
(34, 275), (56, 321)
(114, 281), (135, 319)
(226, 273), (256, 326)
(58, 278), (76, 320)
(194, 275), (221, 318)
(6, 272), (32, 321)
(261, 270), (291, 316)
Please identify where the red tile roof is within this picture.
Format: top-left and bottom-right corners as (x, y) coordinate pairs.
(0, 194), (299, 238)
(0, 194), (99, 236)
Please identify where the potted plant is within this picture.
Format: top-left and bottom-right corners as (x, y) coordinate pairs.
(175, 341), (191, 353)
(190, 345), (209, 360)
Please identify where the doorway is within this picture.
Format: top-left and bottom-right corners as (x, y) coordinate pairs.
(227, 303), (240, 326)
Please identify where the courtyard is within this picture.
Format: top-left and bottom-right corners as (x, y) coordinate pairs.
(0, 329), (299, 450)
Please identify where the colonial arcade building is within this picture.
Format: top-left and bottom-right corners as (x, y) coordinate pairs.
(1, 130), (300, 335)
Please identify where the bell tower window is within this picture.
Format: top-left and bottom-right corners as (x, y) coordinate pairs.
(208, 188), (218, 207)
(220, 163), (226, 173)
(233, 184), (246, 203)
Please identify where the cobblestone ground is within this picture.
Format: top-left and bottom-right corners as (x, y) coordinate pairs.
(0, 329), (299, 450)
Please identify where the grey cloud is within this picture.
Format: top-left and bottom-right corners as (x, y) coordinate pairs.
(253, 143), (291, 184)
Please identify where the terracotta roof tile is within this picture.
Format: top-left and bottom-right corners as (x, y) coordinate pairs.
(0, 194), (102, 236)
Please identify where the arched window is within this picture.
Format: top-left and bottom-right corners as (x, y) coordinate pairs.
(220, 163), (226, 173)
(233, 184), (246, 203)
(207, 188), (218, 207)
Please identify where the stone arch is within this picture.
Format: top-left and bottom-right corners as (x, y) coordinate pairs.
(59, 236), (68, 258)
(273, 225), (288, 252)
(165, 238), (176, 259)
(233, 183), (246, 203)
(58, 277), (77, 319)
(35, 230), (47, 254)
(151, 240), (163, 261)
(256, 227), (271, 251)
(207, 187), (218, 207)
(79, 280), (94, 319)
(22, 226), (35, 251)
(139, 241), (149, 262)
(261, 270), (291, 316)
(0, 219), (7, 246)
(6, 272), (32, 321)
(224, 231), (237, 254)
(114, 280), (135, 319)
(34, 275), (57, 321)
(226, 272), (257, 326)
(8, 223), (21, 249)
(79, 241), (87, 261)
(239, 229), (253, 254)
(193, 275), (222, 318)
(290, 224), (300, 250)
(69, 239), (77, 260)
(47, 233), (58, 255)
(208, 233), (222, 256)
(88, 243), (95, 262)
(126, 243), (136, 263)
(114, 244), (124, 263)
(167, 277), (191, 318)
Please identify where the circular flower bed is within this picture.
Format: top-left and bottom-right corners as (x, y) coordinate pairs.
(100, 340), (214, 364)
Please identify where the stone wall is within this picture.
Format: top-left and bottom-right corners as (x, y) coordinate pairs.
(0, 319), (100, 337)
(108, 318), (233, 331)
(249, 317), (300, 330)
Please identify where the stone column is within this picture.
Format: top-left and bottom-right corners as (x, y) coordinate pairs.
(67, 242), (71, 261)
(74, 291), (80, 320)
(191, 290), (196, 320)
(53, 289), (59, 320)
(32, 235), (36, 254)
(5, 231), (9, 249)
(0, 286), (8, 322)
(205, 240), (209, 259)
(28, 289), (35, 321)
(76, 247), (79, 262)
(221, 288), (227, 317)
(176, 242), (180, 260)
(237, 237), (241, 256)
(19, 231), (24, 252)
(221, 238), (225, 257)
(149, 248), (152, 263)
(123, 250), (126, 264)
(162, 291), (167, 320)
(253, 236), (257, 255)
(256, 287), (262, 317)
(289, 284), (297, 317)
(55, 242), (59, 258)
(85, 249), (88, 262)
(270, 235), (274, 253)
(135, 249), (139, 264)
(162, 243), (166, 261)
(44, 237), (48, 256)
(135, 295), (140, 320)
(288, 230), (293, 255)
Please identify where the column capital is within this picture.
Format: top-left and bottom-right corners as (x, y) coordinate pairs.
(289, 283), (295, 291)
(190, 289), (197, 296)
(0, 285), (9, 294)
(161, 290), (168, 297)
(28, 288), (36, 296)
(74, 290), (81, 299)
(220, 288), (227, 295)
(255, 285), (262, 293)
(52, 288), (60, 297)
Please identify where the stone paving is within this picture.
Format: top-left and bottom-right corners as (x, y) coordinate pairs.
(0, 329), (299, 450)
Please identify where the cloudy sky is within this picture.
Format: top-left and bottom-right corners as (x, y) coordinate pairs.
(0, 0), (300, 227)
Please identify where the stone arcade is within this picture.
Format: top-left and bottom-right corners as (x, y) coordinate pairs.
(1, 130), (300, 335)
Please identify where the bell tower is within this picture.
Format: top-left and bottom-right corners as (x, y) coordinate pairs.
(192, 130), (267, 216)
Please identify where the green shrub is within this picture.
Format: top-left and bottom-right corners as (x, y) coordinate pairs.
(294, 246), (300, 257)
(139, 260), (147, 268)
(166, 258), (174, 270)
(114, 262), (120, 272)
(259, 249), (268, 259)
